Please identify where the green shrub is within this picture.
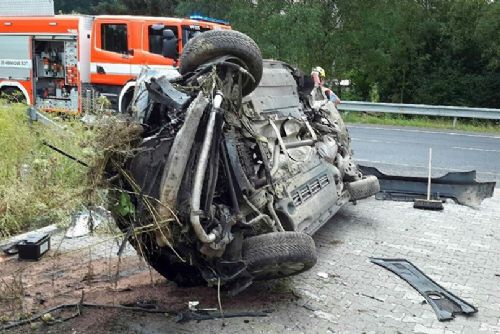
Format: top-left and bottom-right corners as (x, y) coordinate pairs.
(0, 103), (94, 238)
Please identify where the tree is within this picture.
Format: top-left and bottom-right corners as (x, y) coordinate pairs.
(55, 0), (500, 107)
(91, 0), (178, 15)
(54, 0), (100, 13)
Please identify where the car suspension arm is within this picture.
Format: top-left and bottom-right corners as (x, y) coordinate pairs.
(190, 92), (224, 243)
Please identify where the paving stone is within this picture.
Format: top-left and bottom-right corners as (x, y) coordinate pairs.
(289, 192), (499, 333)
(7, 191), (497, 333)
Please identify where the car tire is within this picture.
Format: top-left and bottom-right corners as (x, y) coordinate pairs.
(242, 232), (317, 280)
(179, 30), (263, 96)
(346, 175), (380, 200)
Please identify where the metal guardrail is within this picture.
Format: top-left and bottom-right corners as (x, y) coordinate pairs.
(337, 101), (500, 121)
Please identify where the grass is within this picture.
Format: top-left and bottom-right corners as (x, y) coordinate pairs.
(341, 112), (500, 133)
(1, 101), (496, 239)
(0, 103), (97, 238)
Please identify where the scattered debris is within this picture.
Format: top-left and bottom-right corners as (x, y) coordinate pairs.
(65, 207), (114, 238)
(360, 166), (495, 207)
(1, 241), (20, 256)
(188, 301), (199, 311)
(17, 233), (51, 261)
(175, 309), (270, 324)
(0, 224), (58, 249)
(356, 292), (384, 303)
(0, 301), (175, 331)
(185, 300), (217, 312)
(317, 272), (329, 279)
(41, 312), (54, 323)
(42, 140), (89, 168)
(370, 258), (478, 321)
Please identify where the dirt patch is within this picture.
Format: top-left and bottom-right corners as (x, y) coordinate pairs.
(0, 247), (294, 333)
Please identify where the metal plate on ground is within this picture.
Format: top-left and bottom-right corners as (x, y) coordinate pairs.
(359, 165), (495, 207)
(370, 258), (478, 321)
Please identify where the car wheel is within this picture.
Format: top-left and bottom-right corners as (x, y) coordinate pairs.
(179, 30), (263, 96)
(242, 232), (317, 280)
(346, 175), (380, 200)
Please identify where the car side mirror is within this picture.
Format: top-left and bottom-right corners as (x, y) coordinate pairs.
(162, 29), (178, 59)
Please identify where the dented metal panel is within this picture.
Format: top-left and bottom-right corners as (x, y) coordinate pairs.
(243, 61), (301, 117)
(360, 165), (495, 207)
(370, 258), (478, 321)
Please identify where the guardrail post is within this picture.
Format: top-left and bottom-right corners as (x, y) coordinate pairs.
(452, 117), (457, 128)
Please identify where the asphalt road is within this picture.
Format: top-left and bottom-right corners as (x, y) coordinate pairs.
(348, 124), (500, 186)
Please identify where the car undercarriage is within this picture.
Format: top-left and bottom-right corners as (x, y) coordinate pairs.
(105, 30), (379, 295)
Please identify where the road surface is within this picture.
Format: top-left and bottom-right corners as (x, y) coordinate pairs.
(2, 124), (499, 334)
(348, 124), (500, 185)
(4, 192), (499, 334)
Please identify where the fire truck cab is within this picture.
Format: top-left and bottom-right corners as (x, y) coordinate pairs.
(0, 14), (229, 113)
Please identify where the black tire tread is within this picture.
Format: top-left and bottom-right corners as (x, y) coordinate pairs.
(179, 30), (263, 96)
(242, 232), (317, 279)
(347, 175), (380, 200)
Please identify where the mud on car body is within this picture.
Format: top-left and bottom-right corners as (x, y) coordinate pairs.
(106, 30), (379, 294)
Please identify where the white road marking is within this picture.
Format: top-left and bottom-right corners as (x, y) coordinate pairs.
(452, 146), (500, 153)
(351, 138), (401, 145)
(348, 125), (500, 140)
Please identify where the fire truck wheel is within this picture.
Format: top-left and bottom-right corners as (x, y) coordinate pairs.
(179, 30), (263, 96)
(0, 87), (26, 104)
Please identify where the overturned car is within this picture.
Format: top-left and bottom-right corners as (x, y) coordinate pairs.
(106, 30), (379, 294)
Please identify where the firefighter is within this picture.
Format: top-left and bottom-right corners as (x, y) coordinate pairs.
(311, 66), (341, 106)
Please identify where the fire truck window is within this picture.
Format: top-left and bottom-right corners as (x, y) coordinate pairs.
(149, 26), (177, 55)
(101, 24), (128, 54)
(182, 26), (210, 47)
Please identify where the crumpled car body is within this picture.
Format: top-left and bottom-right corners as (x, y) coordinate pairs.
(107, 30), (379, 294)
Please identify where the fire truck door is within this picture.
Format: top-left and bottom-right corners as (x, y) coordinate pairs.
(91, 21), (133, 86)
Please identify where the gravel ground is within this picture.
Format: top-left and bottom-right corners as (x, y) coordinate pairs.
(1, 191), (499, 334)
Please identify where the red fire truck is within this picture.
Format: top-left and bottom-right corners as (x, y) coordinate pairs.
(0, 14), (230, 113)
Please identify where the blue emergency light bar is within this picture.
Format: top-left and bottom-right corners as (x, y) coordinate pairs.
(189, 15), (229, 25)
